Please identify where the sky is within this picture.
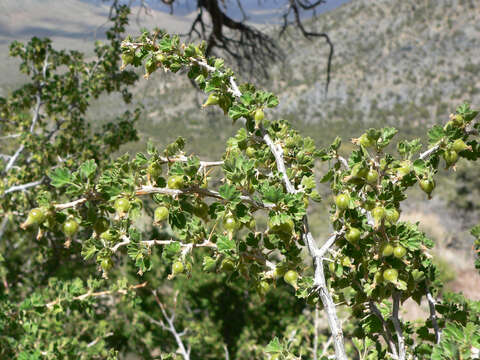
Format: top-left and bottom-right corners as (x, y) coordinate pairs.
(81, 0), (352, 24)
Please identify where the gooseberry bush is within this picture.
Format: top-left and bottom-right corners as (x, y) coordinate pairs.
(2, 17), (480, 360)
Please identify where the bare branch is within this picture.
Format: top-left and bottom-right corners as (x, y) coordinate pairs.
(152, 290), (191, 360)
(235, 0), (247, 21)
(337, 155), (349, 169)
(261, 129), (298, 194)
(419, 144), (440, 160)
(303, 221), (347, 360)
(426, 287), (441, 344)
(0, 216), (8, 243)
(54, 198), (88, 210)
(297, 0), (326, 10)
(180, 0), (283, 79)
(320, 336), (333, 358)
(4, 50), (47, 174)
(223, 344), (230, 360)
(137, 185), (272, 209)
(29, 94), (42, 134)
(369, 301), (398, 359)
(313, 304), (319, 360)
(3, 177), (44, 196)
(282, 0), (333, 95)
(87, 332), (113, 348)
(392, 291), (406, 360)
(156, 152), (224, 171)
(0, 133), (21, 140)
(4, 144), (25, 173)
(317, 232), (342, 259)
(46, 282), (147, 309)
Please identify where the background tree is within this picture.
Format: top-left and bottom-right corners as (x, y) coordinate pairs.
(104, 0), (334, 90)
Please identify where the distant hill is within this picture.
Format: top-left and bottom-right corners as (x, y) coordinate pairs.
(0, 0), (191, 44)
(273, 0), (480, 130)
(0, 0), (191, 91)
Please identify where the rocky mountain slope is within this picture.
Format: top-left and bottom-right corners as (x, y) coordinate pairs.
(274, 0), (480, 129)
(0, 0), (191, 92)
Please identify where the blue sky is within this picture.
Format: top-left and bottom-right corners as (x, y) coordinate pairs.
(81, 0), (352, 23)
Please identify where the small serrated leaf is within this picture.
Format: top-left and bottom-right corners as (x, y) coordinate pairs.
(217, 235), (235, 253)
(428, 125), (445, 145)
(219, 183), (240, 202)
(48, 167), (72, 188)
(228, 104), (249, 121)
(79, 159), (97, 180)
(265, 337), (283, 353)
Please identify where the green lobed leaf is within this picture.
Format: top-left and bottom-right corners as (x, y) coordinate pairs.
(228, 104), (250, 121)
(377, 127), (398, 148)
(428, 125), (445, 145)
(79, 160), (97, 180)
(471, 225), (480, 238)
(265, 337), (283, 353)
(217, 235), (235, 253)
(48, 167), (73, 188)
(218, 183), (240, 202)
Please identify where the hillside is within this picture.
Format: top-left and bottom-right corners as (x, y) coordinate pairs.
(0, 0), (191, 92)
(275, 0), (480, 127)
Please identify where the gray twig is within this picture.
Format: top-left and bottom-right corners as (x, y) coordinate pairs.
(152, 290), (191, 360)
(426, 287), (441, 344)
(369, 301), (398, 359)
(419, 145), (439, 160)
(3, 177), (44, 196)
(392, 291), (406, 360)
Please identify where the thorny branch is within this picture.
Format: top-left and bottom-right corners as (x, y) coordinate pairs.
(369, 301), (399, 359)
(261, 129), (298, 194)
(46, 282), (147, 308)
(419, 144), (440, 160)
(426, 287), (441, 344)
(302, 222), (347, 360)
(3, 178), (45, 196)
(111, 237), (217, 253)
(4, 50), (48, 174)
(255, 83), (346, 357)
(53, 184), (275, 212)
(152, 290), (191, 360)
(87, 333), (113, 348)
(392, 291), (406, 360)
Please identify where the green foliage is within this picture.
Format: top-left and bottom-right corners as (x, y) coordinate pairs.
(430, 293), (480, 359)
(1, 14), (480, 360)
(0, 5), (142, 358)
